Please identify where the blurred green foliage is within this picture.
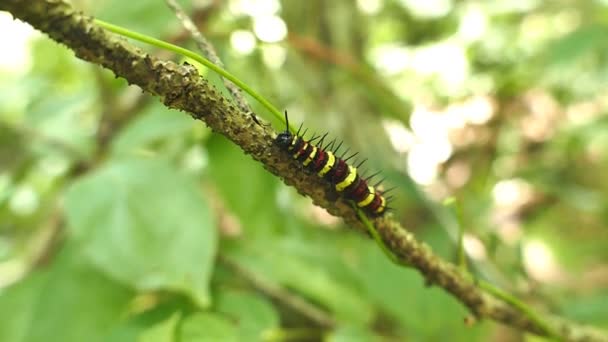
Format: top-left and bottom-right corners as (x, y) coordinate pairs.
(1, 0), (608, 341)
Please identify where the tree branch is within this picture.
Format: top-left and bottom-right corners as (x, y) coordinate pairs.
(1, 1), (606, 341)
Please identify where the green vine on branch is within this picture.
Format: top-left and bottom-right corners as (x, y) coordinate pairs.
(94, 19), (296, 133)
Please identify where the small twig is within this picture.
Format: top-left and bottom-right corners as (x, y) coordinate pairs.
(0, 204), (65, 289)
(29, 205), (65, 269)
(443, 197), (468, 272)
(164, 0), (252, 114)
(218, 255), (336, 329)
(262, 328), (324, 342)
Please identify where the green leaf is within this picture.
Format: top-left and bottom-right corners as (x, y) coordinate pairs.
(179, 313), (239, 342)
(111, 103), (195, 156)
(356, 243), (488, 340)
(0, 246), (133, 342)
(547, 25), (608, 66)
(215, 291), (279, 341)
(107, 295), (198, 342)
(65, 158), (217, 307)
(25, 87), (96, 159)
(226, 235), (374, 325)
(328, 324), (378, 342)
(137, 312), (180, 342)
(558, 291), (608, 328)
(22, 39), (98, 159)
(90, 0), (193, 37)
(206, 136), (281, 236)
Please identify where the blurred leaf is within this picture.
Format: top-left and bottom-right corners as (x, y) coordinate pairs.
(29, 38), (92, 84)
(112, 102), (196, 156)
(558, 291), (608, 328)
(226, 234), (374, 325)
(206, 136), (280, 236)
(0, 123), (25, 167)
(138, 312), (180, 342)
(216, 290), (279, 341)
(25, 92), (96, 158)
(21, 38), (98, 159)
(89, 0), (193, 37)
(547, 25), (608, 66)
(65, 157), (216, 307)
(107, 294), (199, 342)
(328, 324), (378, 342)
(179, 312), (239, 342)
(356, 242), (488, 340)
(0, 246), (133, 342)
(525, 206), (608, 270)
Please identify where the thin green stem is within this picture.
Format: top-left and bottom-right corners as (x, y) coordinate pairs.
(477, 279), (560, 340)
(443, 198), (559, 339)
(93, 19), (295, 132)
(354, 204), (410, 267)
(444, 197), (467, 271)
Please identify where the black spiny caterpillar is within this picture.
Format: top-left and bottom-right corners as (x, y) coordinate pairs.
(275, 111), (391, 217)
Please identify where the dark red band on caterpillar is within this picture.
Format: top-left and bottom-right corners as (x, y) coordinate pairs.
(275, 111), (389, 217)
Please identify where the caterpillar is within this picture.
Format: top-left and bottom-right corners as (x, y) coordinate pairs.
(275, 111), (391, 217)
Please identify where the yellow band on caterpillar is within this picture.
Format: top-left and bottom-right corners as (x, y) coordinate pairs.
(318, 151), (335, 176)
(293, 143), (308, 159)
(303, 146), (317, 166)
(357, 186), (375, 207)
(287, 136), (298, 151)
(336, 165), (357, 191)
(374, 196), (387, 214)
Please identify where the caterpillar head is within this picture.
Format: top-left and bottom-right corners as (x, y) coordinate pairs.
(276, 109), (294, 149)
(275, 131), (293, 149)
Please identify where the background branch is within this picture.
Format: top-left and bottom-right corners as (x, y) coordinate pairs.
(218, 255), (337, 329)
(1, 1), (606, 341)
(164, 0), (252, 114)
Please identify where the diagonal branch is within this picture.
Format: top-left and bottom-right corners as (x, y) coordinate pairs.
(1, 1), (606, 341)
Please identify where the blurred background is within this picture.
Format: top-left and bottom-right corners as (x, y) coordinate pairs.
(1, 0), (608, 341)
